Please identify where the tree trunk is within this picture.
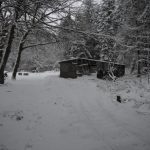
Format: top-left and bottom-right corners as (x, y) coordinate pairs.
(130, 55), (136, 74)
(0, 25), (15, 84)
(137, 50), (141, 77)
(147, 49), (150, 84)
(11, 45), (23, 80)
(11, 31), (29, 80)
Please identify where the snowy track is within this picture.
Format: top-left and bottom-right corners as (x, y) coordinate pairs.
(0, 73), (150, 150)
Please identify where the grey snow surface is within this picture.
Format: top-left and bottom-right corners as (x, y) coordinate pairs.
(0, 72), (150, 150)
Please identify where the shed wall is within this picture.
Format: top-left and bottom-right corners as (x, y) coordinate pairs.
(60, 62), (77, 78)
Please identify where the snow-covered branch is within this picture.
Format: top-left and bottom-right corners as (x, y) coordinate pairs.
(23, 40), (66, 50)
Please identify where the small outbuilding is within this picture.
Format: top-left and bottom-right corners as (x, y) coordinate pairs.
(59, 58), (97, 78)
(97, 60), (125, 79)
(59, 58), (125, 79)
(59, 59), (77, 78)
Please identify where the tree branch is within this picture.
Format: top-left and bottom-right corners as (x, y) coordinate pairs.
(22, 40), (67, 50)
(41, 21), (136, 50)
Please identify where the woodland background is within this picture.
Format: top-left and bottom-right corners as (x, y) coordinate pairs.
(0, 0), (150, 83)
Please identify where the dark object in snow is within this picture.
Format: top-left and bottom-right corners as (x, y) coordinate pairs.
(2, 110), (24, 121)
(4, 72), (8, 78)
(18, 72), (22, 75)
(117, 95), (121, 103)
(18, 72), (29, 76)
(4, 72), (8, 80)
(23, 72), (29, 76)
(16, 116), (23, 121)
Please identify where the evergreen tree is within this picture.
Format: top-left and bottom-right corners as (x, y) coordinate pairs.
(93, 0), (117, 61)
(68, 0), (98, 59)
(58, 13), (76, 58)
(115, 0), (150, 75)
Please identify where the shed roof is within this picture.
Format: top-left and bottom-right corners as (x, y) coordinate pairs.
(59, 58), (125, 65)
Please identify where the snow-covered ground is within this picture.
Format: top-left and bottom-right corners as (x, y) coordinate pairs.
(7, 71), (60, 80)
(0, 72), (150, 150)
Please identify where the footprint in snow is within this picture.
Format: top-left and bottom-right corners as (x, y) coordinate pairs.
(0, 144), (8, 150)
(1, 110), (24, 121)
(24, 144), (33, 150)
(6, 90), (12, 93)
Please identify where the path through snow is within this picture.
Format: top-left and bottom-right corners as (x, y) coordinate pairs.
(0, 73), (150, 150)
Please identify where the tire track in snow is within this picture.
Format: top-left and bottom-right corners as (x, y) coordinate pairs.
(67, 80), (150, 150)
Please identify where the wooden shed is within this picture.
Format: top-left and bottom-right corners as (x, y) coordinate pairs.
(59, 59), (78, 78)
(96, 60), (125, 79)
(59, 58), (125, 79)
(59, 58), (93, 78)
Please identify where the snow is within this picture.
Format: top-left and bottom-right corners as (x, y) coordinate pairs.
(7, 71), (59, 80)
(0, 72), (150, 150)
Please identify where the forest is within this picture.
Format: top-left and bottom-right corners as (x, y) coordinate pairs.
(1, 1), (150, 150)
(0, 0), (150, 84)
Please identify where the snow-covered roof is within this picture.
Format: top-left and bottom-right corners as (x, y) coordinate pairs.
(59, 58), (125, 65)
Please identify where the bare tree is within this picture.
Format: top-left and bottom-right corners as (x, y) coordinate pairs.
(11, 0), (80, 80)
(0, 0), (25, 84)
